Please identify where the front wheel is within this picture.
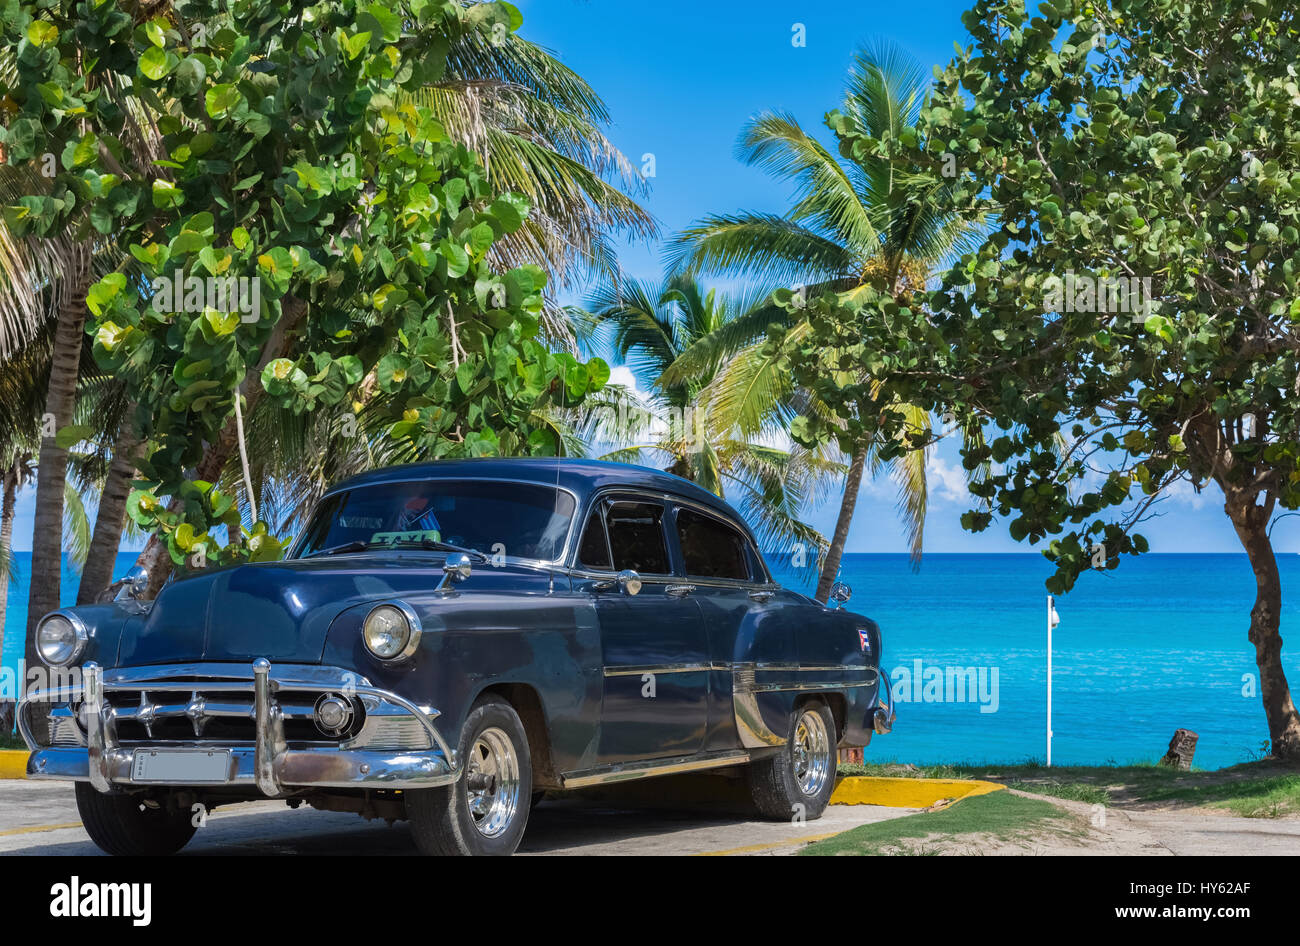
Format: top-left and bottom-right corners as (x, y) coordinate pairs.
(406, 696), (532, 855)
(746, 700), (837, 821)
(74, 783), (198, 856)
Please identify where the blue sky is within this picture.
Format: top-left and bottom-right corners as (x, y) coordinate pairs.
(3, 0), (1265, 555)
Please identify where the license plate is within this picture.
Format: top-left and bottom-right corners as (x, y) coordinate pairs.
(131, 749), (231, 784)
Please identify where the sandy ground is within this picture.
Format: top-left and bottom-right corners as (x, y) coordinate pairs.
(866, 790), (1300, 856)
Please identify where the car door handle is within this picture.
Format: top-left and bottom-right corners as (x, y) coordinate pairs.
(748, 590), (775, 603)
(665, 583), (696, 598)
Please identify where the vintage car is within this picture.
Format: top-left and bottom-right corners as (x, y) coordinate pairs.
(20, 459), (893, 856)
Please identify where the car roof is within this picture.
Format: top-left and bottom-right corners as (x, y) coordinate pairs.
(326, 458), (754, 537)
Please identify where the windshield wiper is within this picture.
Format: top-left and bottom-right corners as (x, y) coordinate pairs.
(305, 538), (487, 561)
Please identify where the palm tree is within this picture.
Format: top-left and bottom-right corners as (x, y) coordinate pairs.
(666, 41), (986, 600)
(584, 272), (841, 554)
(412, 25), (657, 345)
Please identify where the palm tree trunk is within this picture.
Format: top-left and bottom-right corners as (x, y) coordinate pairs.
(132, 295), (309, 597)
(0, 465), (18, 662)
(1226, 493), (1300, 759)
(0, 467), (14, 736)
(23, 247), (91, 745)
(24, 248), (90, 638)
(76, 419), (139, 605)
(816, 443), (867, 603)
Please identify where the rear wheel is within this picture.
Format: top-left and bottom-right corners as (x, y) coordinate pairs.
(746, 700), (837, 821)
(406, 696), (532, 855)
(74, 783), (198, 856)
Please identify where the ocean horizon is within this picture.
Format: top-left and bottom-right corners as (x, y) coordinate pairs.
(3, 550), (1295, 770)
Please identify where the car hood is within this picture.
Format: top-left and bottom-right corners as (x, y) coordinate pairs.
(116, 557), (462, 665)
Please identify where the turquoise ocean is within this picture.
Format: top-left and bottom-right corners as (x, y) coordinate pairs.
(4, 551), (1296, 770)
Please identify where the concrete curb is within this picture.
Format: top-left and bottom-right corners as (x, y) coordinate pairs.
(830, 776), (1004, 808)
(0, 750), (30, 780)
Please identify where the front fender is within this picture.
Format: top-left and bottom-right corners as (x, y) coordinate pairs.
(320, 583), (603, 776)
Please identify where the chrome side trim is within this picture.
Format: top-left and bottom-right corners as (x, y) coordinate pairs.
(562, 750), (751, 789)
(601, 661), (874, 677)
(746, 681), (878, 693)
(602, 663), (719, 677)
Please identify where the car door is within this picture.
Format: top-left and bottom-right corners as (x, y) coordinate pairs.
(669, 502), (780, 751)
(576, 494), (711, 764)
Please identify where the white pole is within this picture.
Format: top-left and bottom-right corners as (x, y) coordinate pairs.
(1046, 595), (1056, 768)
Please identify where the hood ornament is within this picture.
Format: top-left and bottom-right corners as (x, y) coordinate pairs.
(437, 553), (473, 592)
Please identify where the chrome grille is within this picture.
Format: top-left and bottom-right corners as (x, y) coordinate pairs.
(104, 686), (362, 745)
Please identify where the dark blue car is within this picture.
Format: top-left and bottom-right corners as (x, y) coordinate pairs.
(21, 459), (893, 855)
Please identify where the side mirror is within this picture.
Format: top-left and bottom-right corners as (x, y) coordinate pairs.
(107, 565), (149, 601)
(437, 553), (473, 591)
(617, 569), (642, 597)
(829, 581), (852, 609)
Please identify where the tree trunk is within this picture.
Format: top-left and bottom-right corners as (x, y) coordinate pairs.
(24, 248), (90, 639)
(1225, 495), (1300, 759)
(76, 419), (139, 605)
(23, 247), (91, 745)
(0, 466), (18, 665)
(816, 443), (868, 603)
(132, 296), (309, 597)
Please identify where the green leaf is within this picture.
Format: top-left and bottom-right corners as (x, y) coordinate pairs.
(54, 424), (94, 449)
(152, 179), (184, 210)
(205, 84), (244, 120)
(26, 21), (58, 47)
(139, 46), (173, 80)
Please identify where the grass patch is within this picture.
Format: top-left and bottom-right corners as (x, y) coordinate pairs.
(0, 731), (27, 751)
(801, 791), (1071, 856)
(1003, 780), (1110, 806)
(1133, 774), (1300, 818)
(839, 758), (1300, 817)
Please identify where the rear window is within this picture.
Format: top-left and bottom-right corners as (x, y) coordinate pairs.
(676, 507), (750, 580)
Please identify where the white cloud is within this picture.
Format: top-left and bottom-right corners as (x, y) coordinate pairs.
(926, 454), (969, 504)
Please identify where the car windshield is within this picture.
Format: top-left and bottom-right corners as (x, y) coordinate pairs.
(294, 480), (575, 562)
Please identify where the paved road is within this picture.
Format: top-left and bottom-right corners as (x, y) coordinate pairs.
(0, 780), (911, 856)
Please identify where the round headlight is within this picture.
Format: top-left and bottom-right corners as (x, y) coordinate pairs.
(37, 611), (88, 667)
(363, 603), (421, 661)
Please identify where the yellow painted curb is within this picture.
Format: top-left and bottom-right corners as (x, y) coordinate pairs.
(0, 749), (30, 780)
(0, 822), (82, 838)
(829, 776), (1004, 808)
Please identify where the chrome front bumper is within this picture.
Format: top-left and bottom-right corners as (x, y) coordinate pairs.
(19, 660), (459, 795)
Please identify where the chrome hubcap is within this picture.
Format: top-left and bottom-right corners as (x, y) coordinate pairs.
(792, 710), (831, 796)
(464, 727), (522, 838)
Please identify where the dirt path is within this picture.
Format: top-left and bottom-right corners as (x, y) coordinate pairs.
(871, 790), (1300, 855)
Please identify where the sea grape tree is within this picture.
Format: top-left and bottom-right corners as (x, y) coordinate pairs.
(783, 0), (1300, 756)
(1, 0), (607, 584)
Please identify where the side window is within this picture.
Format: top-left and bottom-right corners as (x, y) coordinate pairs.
(676, 507), (750, 581)
(605, 501), (670, 574)
(577, 506), (612, 570)
(745, 541), (771, 584)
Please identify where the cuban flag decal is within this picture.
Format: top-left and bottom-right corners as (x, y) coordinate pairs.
(858, 628), (871, 652)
